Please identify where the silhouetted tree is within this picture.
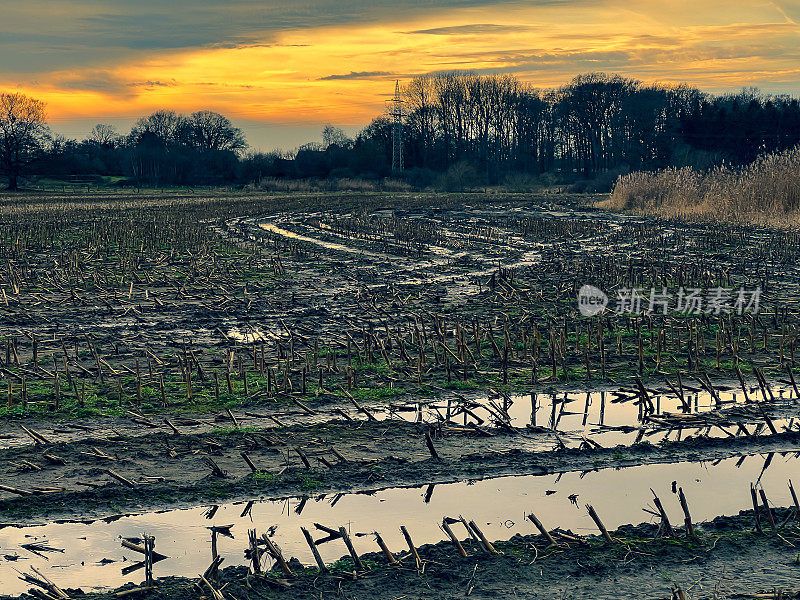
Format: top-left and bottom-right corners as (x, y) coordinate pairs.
(88, 123), (120, 148)
(351, 117), (393, 176)
(322, 124), (352, 149)
(186, 111), (247, 152)
(0, 92), (48, 190)
(128, 110), (186, 146)
(15, 75), (800, 188)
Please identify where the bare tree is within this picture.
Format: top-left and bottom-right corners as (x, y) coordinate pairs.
(0, 92), (48, 190)
(322, 124), (351, 149)
(404, 76), (436, 166)
(88, 123), (120, 147)
(187, 111), (247, 152)
(128, 110), (186, 147)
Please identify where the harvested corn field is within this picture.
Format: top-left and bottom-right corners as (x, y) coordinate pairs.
(1, 190), (800, 600)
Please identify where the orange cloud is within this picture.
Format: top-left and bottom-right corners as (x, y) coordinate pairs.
(3, 0), (798, 131)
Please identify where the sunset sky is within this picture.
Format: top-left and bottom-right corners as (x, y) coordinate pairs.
(2, 0), (799, 150)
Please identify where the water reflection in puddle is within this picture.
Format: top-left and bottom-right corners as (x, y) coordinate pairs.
(1, 452), (798, 595)
(390, 386), (797, 449)
(0, 386), (794, 452)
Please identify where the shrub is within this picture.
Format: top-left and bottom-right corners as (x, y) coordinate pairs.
(569, 167), (630, 194)
(436, 161), (482, 192)
(502, 172), (543, 192)
(404, 167), (438, 189)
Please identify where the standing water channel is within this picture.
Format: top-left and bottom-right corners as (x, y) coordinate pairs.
(1, 452), (798, 595)
(390, 385), (798, 448)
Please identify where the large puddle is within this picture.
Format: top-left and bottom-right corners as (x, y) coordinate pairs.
(2, 452), (798, 595)
(391, 384), (798, 448)
(0, 384), (795, 452)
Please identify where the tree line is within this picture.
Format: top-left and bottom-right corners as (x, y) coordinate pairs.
(2, 72), (800, 190)
(400, 73), (800, 183)
(43, 109), (247, 187)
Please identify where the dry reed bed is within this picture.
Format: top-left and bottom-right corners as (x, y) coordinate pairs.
(610, 146), (800, 227)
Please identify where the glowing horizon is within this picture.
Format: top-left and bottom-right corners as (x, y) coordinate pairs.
(2, 0), (799, 149)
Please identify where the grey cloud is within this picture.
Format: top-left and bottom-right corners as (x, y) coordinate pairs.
(1, 0), (606, 76)
(61, 76), (125, 91)
(1, 0), (520, 73)
(318, 71), (395, 80)
(408, 24), (537, 35)
(126, 80), (177, 88)
(426, 41), (800, 80)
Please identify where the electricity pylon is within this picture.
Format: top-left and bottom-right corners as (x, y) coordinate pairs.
(390, 80), (404, 174)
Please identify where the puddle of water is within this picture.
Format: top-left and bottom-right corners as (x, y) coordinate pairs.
(255, 214), (546, 294)
(259, 222), (395, 262)
(2, 453), (798, 595)
(225, 327), (270, 344)
(0, 385), (794, 452)
(388, 386), (797, 447)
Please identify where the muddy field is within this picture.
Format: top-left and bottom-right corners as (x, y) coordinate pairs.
(0, 190), (799, 599)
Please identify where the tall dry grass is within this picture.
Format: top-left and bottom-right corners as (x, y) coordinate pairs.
(610, 146), (800, 226)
